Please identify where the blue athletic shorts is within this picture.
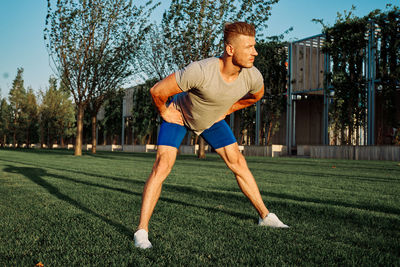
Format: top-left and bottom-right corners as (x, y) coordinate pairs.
(157, 120), (237, 149)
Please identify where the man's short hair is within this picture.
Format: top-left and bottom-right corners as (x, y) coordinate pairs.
(223, 22), (256, 45)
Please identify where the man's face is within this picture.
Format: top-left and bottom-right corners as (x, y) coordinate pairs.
(230, 34), (258, 68)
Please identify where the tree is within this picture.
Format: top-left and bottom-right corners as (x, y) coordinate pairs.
(24, 88), (40, 147)
(161, 0), (280, 158)
(162, 0), (279, 69)
(0, 98), (12, 147)
(39, 76), (75, 148)
(8, 68), (27, 147)
(372, 5), (400, 144)
(102, 88), (124, 145)
(133, 24), (175, 81)
(86, 89), (112, 154)
(315, 6), (400, 145)
(316, 7), (377, 145)
(254, 40), (287, 145)
(44, 0), (157, 156)
(131, 79), (159, 144)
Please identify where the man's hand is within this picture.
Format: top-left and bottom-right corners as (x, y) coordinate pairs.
(160, 104), (184, 126)
(150, 73), (183, 123)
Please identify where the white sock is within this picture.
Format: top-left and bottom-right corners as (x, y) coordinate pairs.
(258, 213), (289, 228)
(134, 229), (152, 249)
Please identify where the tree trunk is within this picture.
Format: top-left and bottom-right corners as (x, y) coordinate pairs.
(266, 121), (273, 145)
(340, 128), (345, 145)
(40, 125), (44, 148)
(197, 136), (206, 159)
(74, 104), (84, 156)
(26, 127), (30, 148)
(13, 125), (16, 148)
(91, 114), (97, 154)
(355, 118), (360, 146)
(47, 127), (51, 148)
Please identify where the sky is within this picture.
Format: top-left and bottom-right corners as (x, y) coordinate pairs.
(0, 0), (397, 99)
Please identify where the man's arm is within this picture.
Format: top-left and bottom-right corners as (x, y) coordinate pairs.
(227, 85), (264, 115)
(150, 73), (184, 125)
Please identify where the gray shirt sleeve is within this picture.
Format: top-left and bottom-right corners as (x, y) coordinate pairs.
(175, 61), (204, 92)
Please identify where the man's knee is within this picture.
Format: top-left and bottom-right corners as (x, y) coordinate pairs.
(225, 149), (247, 171)
(152, 147), (177, 175)
(154, 157), (174, 174)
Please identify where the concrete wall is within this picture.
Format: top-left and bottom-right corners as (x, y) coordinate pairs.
(303, 145), (400, 161)
(242, 145), (287, 157)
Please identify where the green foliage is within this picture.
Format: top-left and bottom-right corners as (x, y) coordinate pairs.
(7, 68), (40, 146)
(39, 76), (76, 147)
(162, 0), (279, 69)
(0, 98), (12, 146)
(131, 79), (159, 144)
(239, 103), (256, 145)
(323, 16), (368, 145)
(317, 5), (399, 145)
(44, 0), (157, 154)
(44, 0), (157, 104)
(254, 40), (287, 145)
(8, 68), (27, 146)
(133, 24), (175, 81)
(238, 40), (287, 145)
(373, 6), (400, 140)
(25, 88), (40, 145)
(101, 88), (125, 144)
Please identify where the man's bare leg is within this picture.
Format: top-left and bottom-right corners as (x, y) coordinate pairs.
(138, 145), (178, 231)
(215, 143), (288, 228)
(215, 142), (269, 218)
(135, 145), (178, 248)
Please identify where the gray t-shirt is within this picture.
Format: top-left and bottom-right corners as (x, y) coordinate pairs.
(174, 57), (263, 135)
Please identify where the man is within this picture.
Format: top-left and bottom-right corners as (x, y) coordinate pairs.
(134, 22), (289, 249)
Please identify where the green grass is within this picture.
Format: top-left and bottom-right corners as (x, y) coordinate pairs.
(0, 148), (399, 266)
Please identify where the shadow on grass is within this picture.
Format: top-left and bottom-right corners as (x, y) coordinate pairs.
(2, 157), (400, 220)
(0, 147), (157, 160)
(3, 165), (134, 239)
(2, 163), (255, 226)
(3, 148), (399, 172)
(0, 147), (76, 156)
(175, 160), (400, 183)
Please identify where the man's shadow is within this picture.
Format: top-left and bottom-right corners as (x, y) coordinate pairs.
(4, 165), (133, 239)
(4, 162), (256, 227)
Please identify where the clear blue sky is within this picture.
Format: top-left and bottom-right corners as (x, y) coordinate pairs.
(0, 0), (397, 98)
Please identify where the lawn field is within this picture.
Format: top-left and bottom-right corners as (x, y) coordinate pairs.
(0, 148), (399, 266)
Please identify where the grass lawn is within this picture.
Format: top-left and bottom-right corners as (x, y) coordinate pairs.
(0, 148), (399, 266)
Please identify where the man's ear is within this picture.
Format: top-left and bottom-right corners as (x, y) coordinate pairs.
(226, 44), (234, 56)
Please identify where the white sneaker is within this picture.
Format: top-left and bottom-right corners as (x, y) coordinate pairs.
(258, 213), (289, 228)
(134, 229), (153, 249)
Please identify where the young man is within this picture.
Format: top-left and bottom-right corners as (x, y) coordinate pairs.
(134, 22), (289, 249)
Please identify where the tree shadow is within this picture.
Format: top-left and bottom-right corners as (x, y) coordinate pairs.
(3, 165), (134, 239)
(3, 157), (399, 218)
(2, 163), (255, 227)
(175, 160), (400, 183)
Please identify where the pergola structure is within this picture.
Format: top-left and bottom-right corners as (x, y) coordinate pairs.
(285, 23), (379, 154)
(286, 34), (328, 154)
